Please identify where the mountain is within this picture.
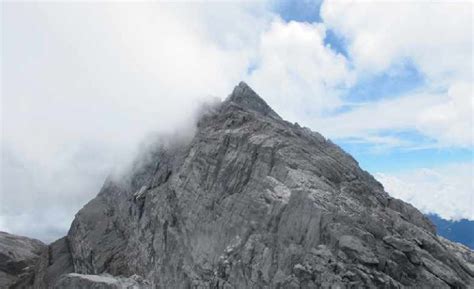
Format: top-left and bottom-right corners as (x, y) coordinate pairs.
(428, 214), (474, 250)
(1, 82), (473, 288)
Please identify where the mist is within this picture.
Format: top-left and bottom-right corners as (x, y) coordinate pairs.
(0, 2), (264, 242)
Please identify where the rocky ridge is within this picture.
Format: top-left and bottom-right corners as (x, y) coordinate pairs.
(1, 82), (473, 288)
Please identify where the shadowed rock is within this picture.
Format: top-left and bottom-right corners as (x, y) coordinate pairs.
(0, 232), (46, 288)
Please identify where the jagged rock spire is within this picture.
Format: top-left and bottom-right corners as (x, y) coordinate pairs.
(226, 81), (281, 119)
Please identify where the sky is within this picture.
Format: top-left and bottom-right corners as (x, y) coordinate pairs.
(1, 1), (472, 243)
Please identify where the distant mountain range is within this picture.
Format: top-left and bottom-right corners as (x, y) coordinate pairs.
(428, 214), (474, 249)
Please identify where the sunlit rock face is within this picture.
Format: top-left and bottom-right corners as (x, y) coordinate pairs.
(2, 82), (473, 288)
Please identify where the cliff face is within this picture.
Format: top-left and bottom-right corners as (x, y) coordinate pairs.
(1, 82), (473, 288)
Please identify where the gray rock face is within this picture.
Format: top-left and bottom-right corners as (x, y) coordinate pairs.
(64, 82), (473, 288)
(0, 232), (46, 288)
(42, 237), (75, 287)
(0, 232), (74, 288)
(1, 82), (473, 288)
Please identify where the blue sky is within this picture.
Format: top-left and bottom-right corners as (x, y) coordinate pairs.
(273, 0), (323, 23)
(343, 61), (425, 103)
(1, 1), (472, 242)
(271, 0), (471, 172)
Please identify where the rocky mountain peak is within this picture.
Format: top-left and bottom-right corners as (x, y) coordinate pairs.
(225, 81), (281, 120)
(1, 82), (473, 288)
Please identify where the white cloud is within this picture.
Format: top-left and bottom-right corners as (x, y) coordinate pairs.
(318, 90), (442, 139)
(318, 1), (473, 147)
(376, 162), (474, 221)
(247, 20), (353, 123)
(318, 81), (473, 148)
(321, 1), (472, 83)
(417, 82), (474, 147)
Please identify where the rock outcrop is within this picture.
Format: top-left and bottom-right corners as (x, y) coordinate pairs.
(0, 232), (46, 288)
(0, 232), (74, 289)
(1, 82), (473, 288)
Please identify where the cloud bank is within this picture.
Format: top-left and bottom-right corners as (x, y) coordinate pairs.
(376, 162), (474, 221)
(1, 2), (269, 242)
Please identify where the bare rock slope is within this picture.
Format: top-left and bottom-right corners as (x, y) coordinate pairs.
(0, 232), (75, 289)
(2, 82), (473, 288)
